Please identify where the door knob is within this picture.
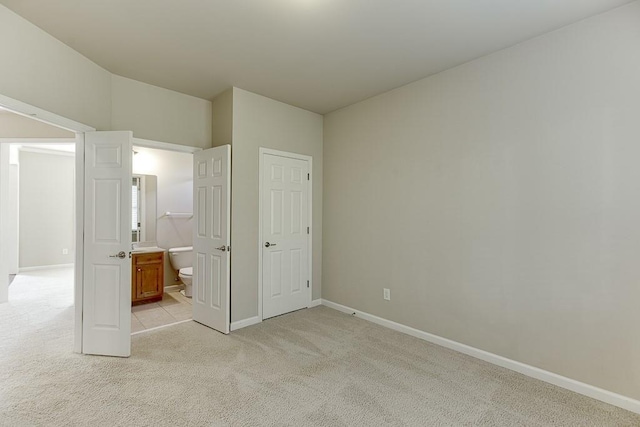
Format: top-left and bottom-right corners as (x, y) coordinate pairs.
(264, 242), (277, 248)
(215, 245), (227, 252)
(109, 251), (127, 259)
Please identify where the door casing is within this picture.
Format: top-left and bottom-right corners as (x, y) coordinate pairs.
(0, 92), (95, 354)
(257, 147), (313, 322)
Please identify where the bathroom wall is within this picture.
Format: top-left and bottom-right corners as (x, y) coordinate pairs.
(19, 150), (75, 268)
(132, 146), (194, 286)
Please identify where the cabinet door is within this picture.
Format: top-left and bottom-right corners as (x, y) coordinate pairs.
(135, 263), (163, 299)
(132, 252), (164, 302)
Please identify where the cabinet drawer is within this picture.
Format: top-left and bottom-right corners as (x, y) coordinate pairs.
(133, 252), (163, 265)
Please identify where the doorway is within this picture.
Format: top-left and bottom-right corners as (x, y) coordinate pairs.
(1, 93), (232, 358)
(0, 109), (86, 356)
(259, 148), (313, 320)
(129, 144), (195, 334)
(82, 133), (232, 356)
(3, 142), (76, 342)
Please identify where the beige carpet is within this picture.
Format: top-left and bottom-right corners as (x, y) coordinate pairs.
(1, 269), (639, 426)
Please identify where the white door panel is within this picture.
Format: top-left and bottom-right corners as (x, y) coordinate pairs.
(193, 145), (230, 334)
(83, 131), (132, 357)
(262, 154), (309, 319)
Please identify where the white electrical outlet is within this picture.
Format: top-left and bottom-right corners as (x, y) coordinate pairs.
(383, 288), (391, 301)
(62, 248), (69, 255)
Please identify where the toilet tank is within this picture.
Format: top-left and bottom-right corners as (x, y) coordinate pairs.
(168, 246), (193, 270)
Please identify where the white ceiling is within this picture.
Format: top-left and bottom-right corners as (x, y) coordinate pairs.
(1, 0), (632, 114)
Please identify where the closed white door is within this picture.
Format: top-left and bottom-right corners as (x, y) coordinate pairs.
(83, 131), (132, 357)
(192, 145), (231, 334)
(262, 153), (310, 319)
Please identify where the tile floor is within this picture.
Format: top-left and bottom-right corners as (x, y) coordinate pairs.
(131, 288), (192, 333)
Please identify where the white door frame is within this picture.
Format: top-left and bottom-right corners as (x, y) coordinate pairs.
(0, 93), (95, 354)
(0, 94), (95, 134)
(257, 147), (313, 322)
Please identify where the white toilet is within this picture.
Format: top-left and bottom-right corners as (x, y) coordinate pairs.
(168, 246), (193, 297)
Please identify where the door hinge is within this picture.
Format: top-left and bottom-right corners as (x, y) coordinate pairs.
(307, 280), (309, 288)
(307, 173), (310, 180)
(307, 226), (309, 234)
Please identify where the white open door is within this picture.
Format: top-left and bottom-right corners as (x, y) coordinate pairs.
(82, 131), (132, 356)
(192, 145), (231, 334)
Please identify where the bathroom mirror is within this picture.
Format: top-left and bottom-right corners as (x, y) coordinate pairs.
(132, 174), (157, 244)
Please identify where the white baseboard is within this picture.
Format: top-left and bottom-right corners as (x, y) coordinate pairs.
(321, 299), (640, 415)
(19, 263), (74, 273)
(231, 316), (261, 331)
(231, 301), (322, 331)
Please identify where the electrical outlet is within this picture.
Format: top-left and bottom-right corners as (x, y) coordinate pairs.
(383, 288), (391, 301)
(62, 248), (69, 255)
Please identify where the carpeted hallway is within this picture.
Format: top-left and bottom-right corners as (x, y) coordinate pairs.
(1, 269), (639, 426)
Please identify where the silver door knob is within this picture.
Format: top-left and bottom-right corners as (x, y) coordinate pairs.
(264, 242), (277, 248)
(215, 245), (227, 252)
(109, 251), (127, 259)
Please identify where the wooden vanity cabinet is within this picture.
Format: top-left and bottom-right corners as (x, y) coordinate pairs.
(132, 251), (164, 305)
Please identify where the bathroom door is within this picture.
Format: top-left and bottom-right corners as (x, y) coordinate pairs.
(192, 145), (231, 334)
(82, 131), (133, 357)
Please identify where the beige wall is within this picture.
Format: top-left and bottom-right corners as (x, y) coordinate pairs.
(19, 150), (75, 268)
(211, 88), (233, 147)
(0, 5), (212, 148)
(0, 112), (75, 138)
(111, 75), (212, 149)
(231, 88), (323, 322)
(0, 5), (112, 131)
(323, 2), (640, 401)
